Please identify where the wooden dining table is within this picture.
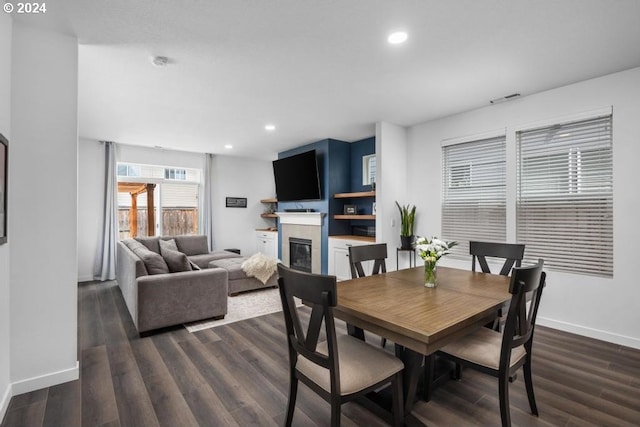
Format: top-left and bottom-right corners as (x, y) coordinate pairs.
(334, 265), (511, 413)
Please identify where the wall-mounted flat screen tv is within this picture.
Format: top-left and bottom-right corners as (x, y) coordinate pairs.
(272, 149), (322, 202)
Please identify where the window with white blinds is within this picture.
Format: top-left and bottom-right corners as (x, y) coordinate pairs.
(442, 136), (506, 258)
(516, 115), (613, 277)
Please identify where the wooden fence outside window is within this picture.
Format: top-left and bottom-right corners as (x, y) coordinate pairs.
(118, 208), (198, 239)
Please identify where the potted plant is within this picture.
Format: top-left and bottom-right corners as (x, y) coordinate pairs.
(396, 201), (416, 249)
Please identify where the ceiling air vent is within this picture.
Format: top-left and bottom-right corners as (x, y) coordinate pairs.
(490, 93), (521, 104)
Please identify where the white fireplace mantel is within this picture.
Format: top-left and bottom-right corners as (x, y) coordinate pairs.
(276, 212), (326, 226)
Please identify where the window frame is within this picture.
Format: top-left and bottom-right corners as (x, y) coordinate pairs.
(441, 133), (508, 259)
(515, 113), (613, 278)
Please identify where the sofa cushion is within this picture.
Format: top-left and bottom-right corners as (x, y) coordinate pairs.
(175, 235), (209, 256)
(161, 248), (193, 273)
(188, 251), (242, 269)
(134, 237), (161, 254)
(158, 238), (179, 252)
(209, 258), (248, 280)
(125, 239), (169, 275)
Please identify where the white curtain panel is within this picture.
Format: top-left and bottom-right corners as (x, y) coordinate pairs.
(94, 141), (118, 281)
(201, 153), (215, 252)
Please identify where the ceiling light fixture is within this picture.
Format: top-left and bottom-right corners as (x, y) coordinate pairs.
(265, 124), (276, 131)
(151, 56), (169, 67)
(387, 31), (408, 44)
(224, 144), (233, 149)
(489, 93), (521, 104)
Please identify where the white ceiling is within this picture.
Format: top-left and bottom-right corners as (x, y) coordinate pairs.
(16, 0), (640, 159)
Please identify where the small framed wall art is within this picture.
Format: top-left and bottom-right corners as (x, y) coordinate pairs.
(226, 197), (247, 208)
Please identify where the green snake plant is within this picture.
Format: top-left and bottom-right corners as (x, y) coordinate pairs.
(395, 201), (416, 237)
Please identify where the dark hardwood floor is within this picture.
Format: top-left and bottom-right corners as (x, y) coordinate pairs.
(2, 280), (640, 426)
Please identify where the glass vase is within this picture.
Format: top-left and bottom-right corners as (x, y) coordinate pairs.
(424, 261), (438, 288)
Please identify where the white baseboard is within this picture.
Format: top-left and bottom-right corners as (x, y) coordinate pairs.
(77, 274), (94, 283)
(538, 317), (640, 350)
(0, 383), (11, 424)
(11, 361), (79, 395)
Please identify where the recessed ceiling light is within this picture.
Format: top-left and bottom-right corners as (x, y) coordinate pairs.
(387, 31), (408, 44)
(151, 56), (169, 67)
(224, 144), (233, 149)
(265, 124), (276, 131)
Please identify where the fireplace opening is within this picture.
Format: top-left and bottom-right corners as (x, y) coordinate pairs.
(290, 237), (312, 273)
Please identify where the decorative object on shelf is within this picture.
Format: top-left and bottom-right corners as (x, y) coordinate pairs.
(344, 204), (357, 215)
(415, 236), (457, 287)
(260, 198), (278, 219)
(395, 201), (416, 249)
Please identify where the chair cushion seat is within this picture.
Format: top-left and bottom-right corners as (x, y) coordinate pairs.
(296, 334), (403, 395)
(439, 326), (526, 370)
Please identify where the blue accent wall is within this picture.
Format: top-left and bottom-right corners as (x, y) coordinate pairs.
(276, 136), (375, 274)
(349, 137), (376, 225)
(350, 136), (375, 192)
(277, 139), (351, 274)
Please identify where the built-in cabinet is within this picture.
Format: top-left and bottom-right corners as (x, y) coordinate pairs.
(328, 236), (376, 281)
(255, 230), (278, 258)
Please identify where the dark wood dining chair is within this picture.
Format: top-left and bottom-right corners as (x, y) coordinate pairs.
(432, 259), (546, 427)
(470, 241), (525, 276)
(277, 264), (404, 427)
(348, 243), (387, 278)
(470, 241), (525, 331)
(348, 243), (388, 347)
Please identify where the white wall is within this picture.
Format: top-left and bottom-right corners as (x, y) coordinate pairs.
(376, 121), (408, 271)
(9, 22), (79, 393)
(117, 143), (204, 170)
(406, 67), (640, 349)
(77, 143), (276, 277)
(0, 11), (12, 422)
(77, 139), (104, 281)
(211, 154), (276, 256)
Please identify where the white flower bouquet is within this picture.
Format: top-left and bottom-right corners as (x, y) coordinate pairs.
(415, 236), (457, 262)
(415, 236), (457, 287)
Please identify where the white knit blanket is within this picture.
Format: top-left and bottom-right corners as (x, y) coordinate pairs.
(241, 253), (279, 284)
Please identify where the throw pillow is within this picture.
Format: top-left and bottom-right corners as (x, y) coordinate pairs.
(159, 238), (179, 252)
(125, 239), (170, 275)
(160, 247), (193, 273)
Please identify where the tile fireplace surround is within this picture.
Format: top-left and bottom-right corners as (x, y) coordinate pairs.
(277, 212), (325, 274)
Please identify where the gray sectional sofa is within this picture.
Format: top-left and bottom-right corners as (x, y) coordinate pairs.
(117, 235), (241, 333)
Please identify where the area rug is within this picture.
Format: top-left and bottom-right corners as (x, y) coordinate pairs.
(184, 287), (300, 332)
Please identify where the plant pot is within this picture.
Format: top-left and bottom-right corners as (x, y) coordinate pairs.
(400, 235), (414, 250)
